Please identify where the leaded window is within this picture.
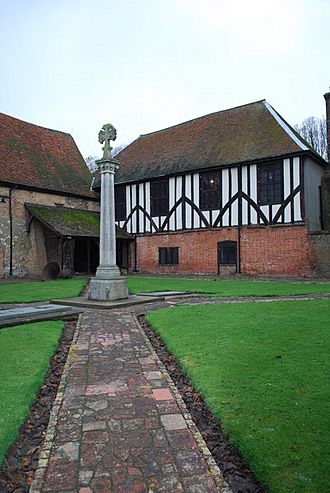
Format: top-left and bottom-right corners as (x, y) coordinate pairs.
(200, 170), (221, 210)
(218, 241), (237, 264)
(159, 247), (179, 265)
(151, 179), (169, 216)
(257, 162), (283, 205)
(115, 185), (126, 221)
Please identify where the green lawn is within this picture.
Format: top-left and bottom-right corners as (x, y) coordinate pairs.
(146, 299), (330, 493)
(0, 321), (64, 465)
(127, 276), (330, 297)
(0, 278), (88, 303)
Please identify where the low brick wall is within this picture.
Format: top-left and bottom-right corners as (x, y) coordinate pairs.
(240, 224), (311, 277)
(136, 224), (312, 277)
(309, 232), (330, 276)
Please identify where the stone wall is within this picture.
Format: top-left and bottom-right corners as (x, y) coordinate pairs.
(309, 232), (330, 276)
(0, 186), (99, 278)
(136, 223), (312, 277)
(321, 169), (330, 231)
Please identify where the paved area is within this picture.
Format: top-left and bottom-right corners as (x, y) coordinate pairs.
(0, 304), (82, 328)
(31, 309), (231, 493)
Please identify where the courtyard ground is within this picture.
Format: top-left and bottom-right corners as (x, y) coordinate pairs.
(0, 276), (329, 492)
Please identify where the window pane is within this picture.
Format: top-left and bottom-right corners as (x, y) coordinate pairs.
(169, 247), (179, 264)
(219, 241), (237, 264)
(257, 162), (283, 205)
(200, 171), (221, 210)
(151, 180), (169, 216)
(115, 185), (126, 221)
(159, 248), (167, 265)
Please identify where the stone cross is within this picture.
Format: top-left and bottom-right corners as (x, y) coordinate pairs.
(88, 123), (128, 301)
(98, 123), (117, 159)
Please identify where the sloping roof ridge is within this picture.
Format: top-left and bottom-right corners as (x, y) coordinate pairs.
(0, 111), (72, 138)
(26, 203), (97, 214)
(263, 100), (308, 151)
(138, 99), (266, 138)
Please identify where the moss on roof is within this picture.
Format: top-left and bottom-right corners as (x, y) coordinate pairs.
(105, 100), (323, 185)
(27, 205), (133, 239)
(0, 112), (95, 197)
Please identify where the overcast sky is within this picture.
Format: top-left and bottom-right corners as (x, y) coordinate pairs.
(0, 0), (329, 158)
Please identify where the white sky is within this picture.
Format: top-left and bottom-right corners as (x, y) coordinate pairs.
(0, 0), (329, 158)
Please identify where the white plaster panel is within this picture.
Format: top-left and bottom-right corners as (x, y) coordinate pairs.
(293, 157), (300, 188)
(260, 205), (269, 222)
(211, 209), (220, 226)
(249, 165), (258, 224)
(294, 193), (301, 221)
(271, 204), (280, 221)
(185, 174), (191, 228)
(145, 182), (151, 214)
(231, 167), (238, 195)
(160, 215), (167, 231)
(169, 177), (175, 231)
(193, 173), (200, 228)
(283, 158), (291, 199)
(242, 197), (248, 225)
(231, 198), (238, 225)
(222, 169), (229, 226)
(176, 203), (182, 230)
(131, 185), (137, 233)
(126, 186), (131, 233)
(169, 177), (175, 208)
(185, 174), (191, 199)
(186, 203), (192, 229)
(242, 166), (248, 194)
(284, 203), (291, 223)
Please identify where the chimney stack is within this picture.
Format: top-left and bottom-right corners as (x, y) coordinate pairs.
(324, 87), (330, 162)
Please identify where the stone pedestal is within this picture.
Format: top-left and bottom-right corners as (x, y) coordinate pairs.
(88, 276), (129, 301)
(87, 123), (129, 302)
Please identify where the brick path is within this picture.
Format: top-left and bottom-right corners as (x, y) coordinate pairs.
(31, 309), (231, 493)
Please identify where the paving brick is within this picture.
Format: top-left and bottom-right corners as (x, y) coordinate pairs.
(161, 414), (188, 431)
(153, 388), (174, 401)
(33, 310), (223, 492)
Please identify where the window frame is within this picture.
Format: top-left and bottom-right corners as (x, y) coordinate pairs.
(115, 185), (126, 221)
(150, 178), (169, 217)
(199, 170), (221, 211)
(218, 241), (237, 265)
(159, 247), (179, 265)
(257, 161), (283, 206)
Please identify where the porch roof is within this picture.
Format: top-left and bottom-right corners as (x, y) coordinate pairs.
(26, 204), (134, 239)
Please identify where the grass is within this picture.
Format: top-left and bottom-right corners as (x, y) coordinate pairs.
(0, 278), (88, 303)
(146, 299), (330, 493)
(0, 321), (64, 465)
(1, 276), (329, 304)
(127, 276), (330, 297)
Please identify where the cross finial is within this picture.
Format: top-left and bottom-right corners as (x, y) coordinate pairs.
(98, 123), (117, 159)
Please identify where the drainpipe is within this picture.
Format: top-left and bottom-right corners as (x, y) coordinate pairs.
(324, 89), (330, 161)
(9, 188), (13, 276)
(133, 237), (138, 272)
(237, 224), (241, 274)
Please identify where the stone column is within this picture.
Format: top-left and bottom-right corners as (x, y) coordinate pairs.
(88, 123), (129, 301)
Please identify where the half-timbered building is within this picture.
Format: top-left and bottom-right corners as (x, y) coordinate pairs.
(108, 99), (328, 277)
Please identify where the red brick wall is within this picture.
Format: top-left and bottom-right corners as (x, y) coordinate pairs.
(136, 224), (312, 277)
(240, 225), (311, 276)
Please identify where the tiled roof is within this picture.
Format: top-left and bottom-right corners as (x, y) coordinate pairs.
(0, 112), (94, 197)
(26, 204), (133, 239)
(113, 100), (322, 184)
